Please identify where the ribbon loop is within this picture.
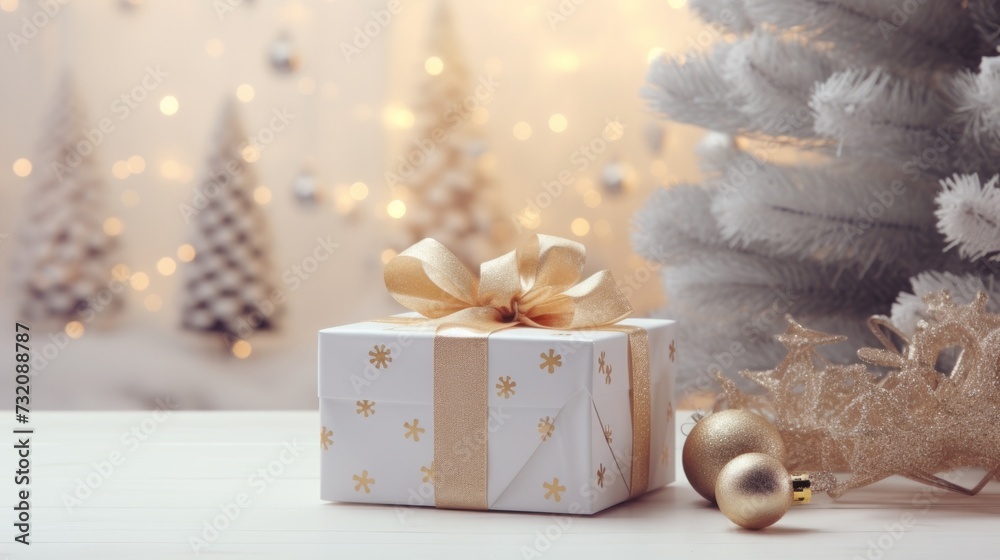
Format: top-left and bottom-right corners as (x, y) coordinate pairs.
(385, 234), (632, 330)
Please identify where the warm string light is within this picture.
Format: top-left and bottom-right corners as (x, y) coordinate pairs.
(349, 182), (369, 200)
(156, 257), (177, 276)
(65, 321), (84, 339)
(425, 56), (444, 75)
(253, 186), (272, 205)
(236, 84), (255, 103)
(548, 113), (567, 133)
(159, 95), (179, 116)
(205, 38), (224, 57)
(387, 199), (406, 219)
(12, 158), (31, 177)
(129, 271), (150, 291)
(231, 340), (252, 359)
(176, 244), (196, 262)
(103, 217), (124, 236)
(512, 121), (532, 140)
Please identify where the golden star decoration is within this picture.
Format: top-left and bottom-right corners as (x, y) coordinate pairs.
(368, 344), (392, 369)
(320, 426), (333, 451)
(596, 464), (606, 488)
(421, 463), (435, 484)
(538, 416), (555, 441)
(721, 291), (1000, 498)
(404, 418), (426, 442)
(353, 470), (375, 493)
(539, 349), (562, 374)
(496, 375), (516, 399)
(355, 400), (376, 417)
(597, 351), (612, 384)
(543, 477), (566, 502)
(603, 424), (613, 444)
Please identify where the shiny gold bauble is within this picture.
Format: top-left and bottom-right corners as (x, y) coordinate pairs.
(716, 453), (792, 530)
(681, 409), (786, 502)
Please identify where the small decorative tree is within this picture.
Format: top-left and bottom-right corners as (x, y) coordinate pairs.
(389, 1), (510, 266)
(180, 100), (280, 348)
(11, 75), (120, 325)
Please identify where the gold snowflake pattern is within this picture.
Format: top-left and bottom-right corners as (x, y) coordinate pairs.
(597, 350), (613, 384)
(320, 426), (333, 451)
(421, 463), (435, 484)
(355, 400), (376, 417)
(404, 418), (426, 442)
(665, 401), (674, 422)
(353, 470), (375, 493)
(369, 344), (392, 369)
(543, 477), (566, 502)
(669, 340), (677, 362)
(603, 424), (613, 444)
(496, 375), (517, 399)
(538, 416), (555, 441)
(661, 447), (670, 465)
(596, 464), (606, 488)
(539, 349), (562, 374)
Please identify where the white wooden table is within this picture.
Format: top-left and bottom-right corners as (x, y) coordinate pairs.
(5, 411), (999, 559)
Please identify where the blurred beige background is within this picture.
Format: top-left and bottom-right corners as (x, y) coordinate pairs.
(0, 0), (706, 409)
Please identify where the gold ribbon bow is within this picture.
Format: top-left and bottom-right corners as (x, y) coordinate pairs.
(385, 234), (633, 330)
(383, 234), (649, 509)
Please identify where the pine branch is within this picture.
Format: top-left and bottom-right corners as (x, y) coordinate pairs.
(663, 248), (906, 320)
(662, 280), (878, 394)
(724, 30), (839, 138)
(969, 0), (1000, 51)
(689, 0), (754, 34)
(936, 173), (1000, 262)
(811, 68), (956, 168)
(643, 43), (752, 134)
(744, 0), (984, 70)
(711, 157), (943, 276)
(631, 184), (728, 265)
(891, 270), (1000, 333)
(947, 59), (1000, 173)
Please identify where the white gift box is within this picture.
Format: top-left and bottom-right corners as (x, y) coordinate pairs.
(318, 316), (676, 514)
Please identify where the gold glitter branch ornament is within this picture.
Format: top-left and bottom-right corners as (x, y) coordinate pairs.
(718, 291), (1000, 498)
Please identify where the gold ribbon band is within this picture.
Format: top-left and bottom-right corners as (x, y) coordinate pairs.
(382, 234), (647, 510)
(606, 324), (651, 498)
(433, 328), (490, 510)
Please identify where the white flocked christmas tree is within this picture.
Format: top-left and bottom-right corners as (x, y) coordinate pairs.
(11, 75), (121, 325)
(388, 2), (511, 266)
(633, 1), (1000, 392)
(180, 100), (280, 348)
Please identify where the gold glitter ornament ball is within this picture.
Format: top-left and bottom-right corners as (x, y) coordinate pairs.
(716, 453), (792, 530)
(682, 409), (786, 502)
